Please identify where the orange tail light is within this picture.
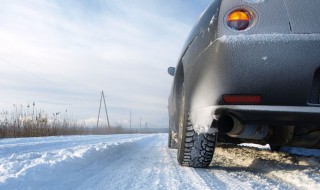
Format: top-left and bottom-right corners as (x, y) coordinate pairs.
(227, 10), (251, 30)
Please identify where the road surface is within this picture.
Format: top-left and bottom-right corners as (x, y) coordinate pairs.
(0, 134), (319, 189)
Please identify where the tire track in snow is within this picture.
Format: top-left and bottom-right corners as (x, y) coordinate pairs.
(0, 134), (143, 157)
(0, 134), (319, 190)
(77, 134), (212, 190)
(166, 149), (212, 190)
(0, 134), (154, 189)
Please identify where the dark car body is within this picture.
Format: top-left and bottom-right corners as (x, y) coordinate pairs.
(168, 0), (320, 167)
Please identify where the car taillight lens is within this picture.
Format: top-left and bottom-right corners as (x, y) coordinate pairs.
(227, 10), (251, 30)
(223, 95), (261, 104)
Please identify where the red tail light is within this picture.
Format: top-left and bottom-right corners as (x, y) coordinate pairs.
(227, 10), (251, 30)
(223, 95), (261, 104)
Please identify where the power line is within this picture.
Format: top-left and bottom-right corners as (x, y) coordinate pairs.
(0, 38), (97, 95)
(0, 57), (61, 86)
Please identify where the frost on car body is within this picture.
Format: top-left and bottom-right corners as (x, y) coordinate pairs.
(168, 0), (320, 167)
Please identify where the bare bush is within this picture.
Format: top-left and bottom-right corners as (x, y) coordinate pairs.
(0, 103), (124, 138)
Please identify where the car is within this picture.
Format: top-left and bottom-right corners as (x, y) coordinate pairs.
(167, 0), (320, 168)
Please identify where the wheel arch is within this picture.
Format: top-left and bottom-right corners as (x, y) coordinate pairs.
(170, 61), (185, 133)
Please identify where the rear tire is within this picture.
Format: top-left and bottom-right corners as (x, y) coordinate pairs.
(177, 83), (217, 168)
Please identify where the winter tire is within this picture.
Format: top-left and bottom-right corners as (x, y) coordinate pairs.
(177, 83), (217, 168)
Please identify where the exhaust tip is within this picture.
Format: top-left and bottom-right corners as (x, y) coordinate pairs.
(217, 115), (234, 134)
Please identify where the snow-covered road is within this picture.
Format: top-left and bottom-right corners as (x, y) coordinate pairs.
(0, 134), (319, 190)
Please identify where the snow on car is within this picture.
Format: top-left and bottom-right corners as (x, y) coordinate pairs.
(168, 0), (320, 167)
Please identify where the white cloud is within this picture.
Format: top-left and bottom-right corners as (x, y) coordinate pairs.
(0, 0), (212, 128)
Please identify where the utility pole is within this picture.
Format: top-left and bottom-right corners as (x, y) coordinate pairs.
(96, 90), (110, 128)
(102, 91), (110, 128)
(96, 91), (103, 128)
(130, 111), (132, 131)
(139, 117), (141, 134)
(145, 122), (148, 133)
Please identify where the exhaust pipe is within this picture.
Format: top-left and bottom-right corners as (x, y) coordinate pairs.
(217, 115), (269, 140)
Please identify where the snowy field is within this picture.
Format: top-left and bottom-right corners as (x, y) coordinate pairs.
(0, 134), (319, 190)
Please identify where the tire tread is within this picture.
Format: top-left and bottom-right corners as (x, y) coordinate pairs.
(178, 113), (217, 168)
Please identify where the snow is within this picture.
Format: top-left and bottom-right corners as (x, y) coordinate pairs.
(0, 134), (319, 189)
(209, 15), (215, 25)
(218, 34), (320, 44)
(281, 146), (320, 157)
(243, 0), (267, 4)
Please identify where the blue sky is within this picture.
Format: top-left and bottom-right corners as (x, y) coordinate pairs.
(0, 0), (212, 128)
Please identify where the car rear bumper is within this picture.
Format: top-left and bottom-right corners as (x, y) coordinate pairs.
(213, 105), (320, 125)
(184, 34), (320, 133)
(185, 34), (320, 110)
(189, 105), (320, 134)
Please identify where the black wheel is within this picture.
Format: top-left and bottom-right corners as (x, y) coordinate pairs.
(168, 130), (177, 149)
(177, 83), (217, 168)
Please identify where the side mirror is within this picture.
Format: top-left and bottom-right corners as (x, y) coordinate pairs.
(167, 67), (175, 76)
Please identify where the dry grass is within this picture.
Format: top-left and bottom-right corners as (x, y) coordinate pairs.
(0, 103), (124, 138)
